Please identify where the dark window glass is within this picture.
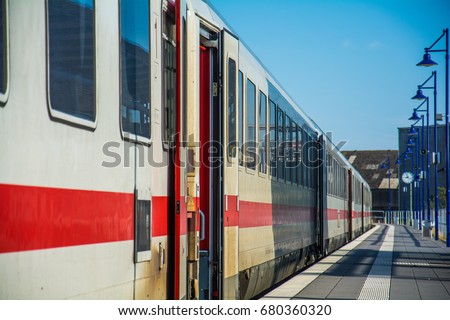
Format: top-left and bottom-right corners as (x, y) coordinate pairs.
(277, 107), (284, 180)
(135, 199), (151, 255)
(228, 59), (237, 158)
(48, 0), (95, 121)
(245, 79), (256, 169)
(285, 116), (292, 182)
(259, 91), (267, 174)
(238, 71), (243, 165)
(292, 123), (298, 184)
(120, 0), (150, 138)
(302, 130), (308, 187)
(163, 6), (176, 145)
(269, 100), (277, 177)
(297, 127), (303, 186)
(0, 0), (6, 95)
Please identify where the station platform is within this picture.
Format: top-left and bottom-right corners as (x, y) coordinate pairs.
(261, 224), (450, 300)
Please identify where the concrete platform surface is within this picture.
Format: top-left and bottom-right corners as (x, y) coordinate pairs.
(261, 224), (450, 300)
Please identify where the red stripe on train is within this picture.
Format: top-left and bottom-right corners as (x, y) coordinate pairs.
(0, 184), (169, 254)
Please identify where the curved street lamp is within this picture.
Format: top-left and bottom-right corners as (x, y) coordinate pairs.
(408, 98), (431, 229)
(412, 71), (440, 240)
(417, 28), (449, 245)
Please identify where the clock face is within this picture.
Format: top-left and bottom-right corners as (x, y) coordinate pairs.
(402, 172), (414, 184)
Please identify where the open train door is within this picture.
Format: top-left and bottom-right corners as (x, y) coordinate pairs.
(221, 29), (240, 300)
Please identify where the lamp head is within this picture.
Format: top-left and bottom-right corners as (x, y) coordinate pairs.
(408, 109), (421, 121)
(406, 147), (413, 154)
(395, 159), (401, 165)
(408, 126), (418, 136)
(407, 137), (415, 147)
(412, 88), (427, 100)
(416, 52), (438, 67)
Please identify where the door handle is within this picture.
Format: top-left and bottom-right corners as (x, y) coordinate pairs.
(199, 210), (205, 241)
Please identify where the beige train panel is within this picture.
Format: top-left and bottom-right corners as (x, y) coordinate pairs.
(238, 168), (315, 206)
(223, 274), (239, 300)
(0, 241), (135, 299)
(134, 235), (169, 299)
(239, 226), (275, 270)
(179, 234), (188, 299)
(186, 8), (200, 194)
(224, 226), (239, 278)
(325, 219), (346, 240)
(239, 224), (314, 271)
(70, 283), (134, 299)
(326, 195), (348, 239)
(238, 169), (272, 203)
(239, 226), (275, 253)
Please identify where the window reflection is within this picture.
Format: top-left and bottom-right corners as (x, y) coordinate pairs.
(162, 4), (176, 146)
(238, 71), (243, 165)
(259, 91), (267, 174)
(0, 0), (6, 94)
(120, 0), (150, 139)
(228, 59), (237, 158)
(48, 0), (95, 121)
(269, 100), (277, 177)
(246, 79), (256, 169)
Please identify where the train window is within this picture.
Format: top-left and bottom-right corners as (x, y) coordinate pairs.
(238, 71), (244, 166)
(307, 134), (313, 188)
(285, 115), (292, 182)
(245, 79), (256, 170)
(269, 100), (277, 178)
(297, 126), (303, 185)
(120, 0), (150, 139)
(162, 3), (176, 146)
(303, 131), (309, 187)
(227, 59), (237, 158)
(0, 0), (7, 100)
(259, 91), (267, 174)
(47, 0), (96, 124)
(277, 107), (285, 180)
(292, 122), (298, 184)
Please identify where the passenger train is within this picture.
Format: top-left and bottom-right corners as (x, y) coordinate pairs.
(0, 0), (372, 299)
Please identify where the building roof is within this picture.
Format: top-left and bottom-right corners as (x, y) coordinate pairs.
(342, 150), (399, 190)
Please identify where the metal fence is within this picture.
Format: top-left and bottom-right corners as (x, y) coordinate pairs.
(380, 210), (447, 243)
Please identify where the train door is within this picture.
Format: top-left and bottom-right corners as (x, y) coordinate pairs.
(162, 2), (178, 299)
(221, 30), (240, 299)
(317, 135), (326, 256)
(347, 170), (353, 241)
(361, 183), (364, 233)
(198, 25), (223, 300)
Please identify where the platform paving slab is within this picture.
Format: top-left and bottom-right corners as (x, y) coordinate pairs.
(261, 223), (450, 300)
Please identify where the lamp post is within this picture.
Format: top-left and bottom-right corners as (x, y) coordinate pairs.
(412, 72), (439, 240)
(403, 152), (409, 226)
(407, 126), (419, 226)
(408, 116), (426, 229)
(397, 152), (411, 225)
(380, 157), (392, 222)
(407, 145), (415, 225)
(417, 28), (449, 245)
(409, 98), (431, 226)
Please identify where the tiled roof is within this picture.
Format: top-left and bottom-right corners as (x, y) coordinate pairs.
(342, 150), (399, 190)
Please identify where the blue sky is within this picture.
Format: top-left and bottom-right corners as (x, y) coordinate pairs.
(208, 0), (450, 151)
